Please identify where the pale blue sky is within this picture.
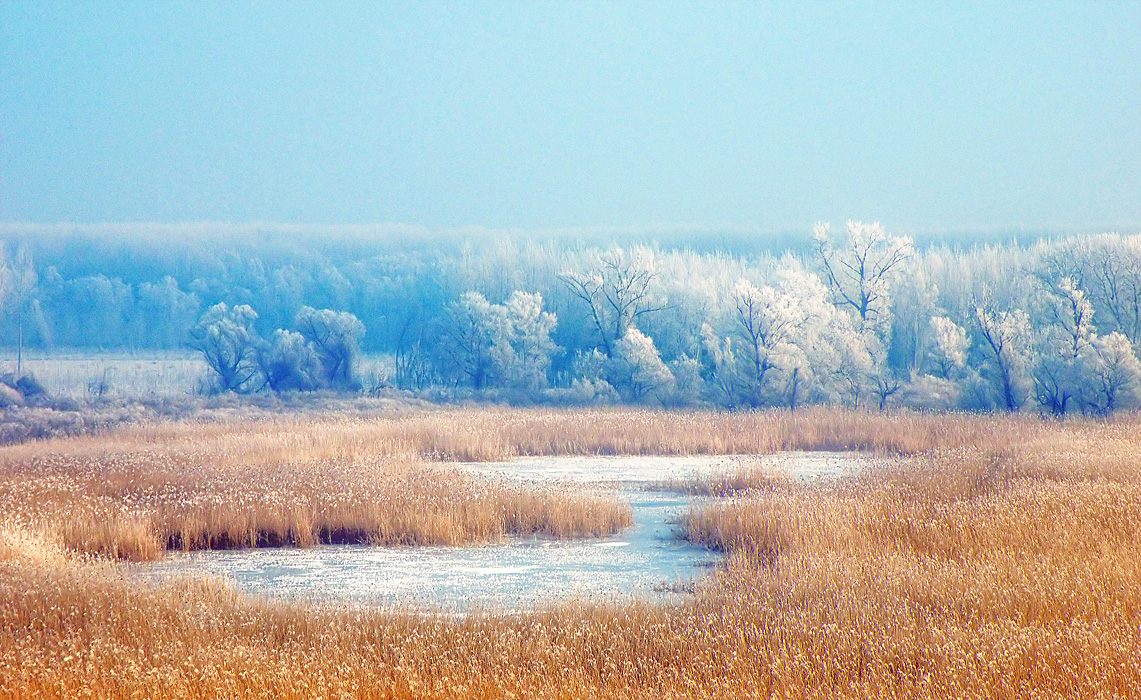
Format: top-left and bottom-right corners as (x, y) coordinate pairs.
(1, 1), (1138, 232)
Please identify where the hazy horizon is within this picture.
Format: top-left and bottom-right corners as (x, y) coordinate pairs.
(2, 1), (1139, 231)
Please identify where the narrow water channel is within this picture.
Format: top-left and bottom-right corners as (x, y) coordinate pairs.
(138, 453), (861, 610)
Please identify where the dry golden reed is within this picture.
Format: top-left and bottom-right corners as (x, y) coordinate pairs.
(648, 464), (791, 497)
(0, 414), (636, 560)
(2, 407), (1140, 698)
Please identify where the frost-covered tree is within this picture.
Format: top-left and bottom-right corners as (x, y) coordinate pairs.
(832, 328), (878, 408)
(294, 306), (366, 390)
(897, 314), (973, 410)
(611, 328), (674, 403)
(0, 253), (10, 316)
(973, 303), (1031, 412)
(136, 277), (201, 349)
(1030, 278), (1096, 415)
(1085, 236), (1141, 345)
(668, 354), (704, 406)
(559, 247), (666, 357)
(1085, 332), (1141, 413)
(504, 291), (559, 393)
(889, 263), (939, 372)
(646, 249), (749, 362)
(814, 221), (912, 406)
(187, 303), (262, 393)
(701, 322), (739, 406)
(699, 261), (824, 409)
(258, 329), (323, 392)
(0, 247), (39, 372)
(442, 292), (506, 390)
(441, 291), (558, 395)
(731, 279), (803, 406)
(1038, 234), (1141, 345)
(814, 220), (913, 333)
(926, 316), (969, 379)
(775, 263), (850, 409)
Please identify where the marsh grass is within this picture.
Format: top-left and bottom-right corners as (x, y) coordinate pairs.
(3, 408), (1141, 698)
(646, 464), (791, 496)
(0, 417), (634, 561)
(379, 406), (1065, 462)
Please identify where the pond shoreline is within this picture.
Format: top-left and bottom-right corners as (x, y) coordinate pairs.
(135, 452), (864, 610)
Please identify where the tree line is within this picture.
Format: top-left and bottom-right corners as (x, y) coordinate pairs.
(1, 223), (1140, 414)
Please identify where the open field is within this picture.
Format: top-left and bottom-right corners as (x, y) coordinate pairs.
(4, 351), (396, 399)
(2, 408), (1140, 698)
(4, 350), (208, 398)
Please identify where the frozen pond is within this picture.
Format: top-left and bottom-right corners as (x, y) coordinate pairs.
(139, 452), (863, 610)
(140, 490), (717, 609)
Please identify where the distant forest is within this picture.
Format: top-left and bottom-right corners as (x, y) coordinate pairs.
(1, 223), (1139, 414)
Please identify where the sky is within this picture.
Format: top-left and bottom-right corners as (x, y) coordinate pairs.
(1, 1), (1139, 233)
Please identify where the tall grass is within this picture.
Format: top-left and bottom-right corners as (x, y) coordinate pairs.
(383, 406), (1056, 459)
(646, 463), (791, 496)
(681, 441), (1141, 697)
(3, 409), (1140, 697)
(0, 417), (633, 561)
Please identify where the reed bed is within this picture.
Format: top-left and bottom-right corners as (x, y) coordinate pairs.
(384, 406), (1051, 460)
(646, 464), (792, 497)
(98, 404), (1058, 460)
(0, 418), (632, 561)
(3, 408), (1140, 698)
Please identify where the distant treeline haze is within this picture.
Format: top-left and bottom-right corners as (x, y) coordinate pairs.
(1, 223), (1140, 414)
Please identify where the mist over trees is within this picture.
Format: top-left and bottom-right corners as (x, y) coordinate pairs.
(2, 223), (1141, 414)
